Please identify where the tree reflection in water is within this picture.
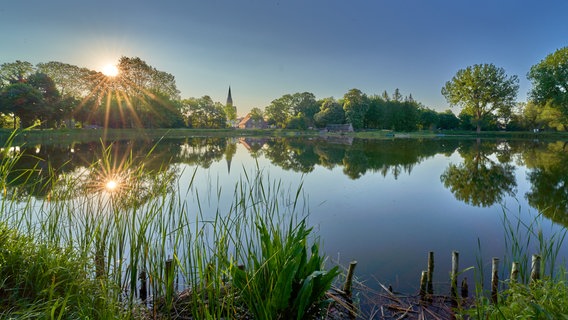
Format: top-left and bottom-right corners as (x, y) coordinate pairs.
(3, 136), (568, 228)
(440, 139), (517, 207)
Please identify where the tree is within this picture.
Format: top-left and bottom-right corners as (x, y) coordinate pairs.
(437, 110), (460, 130)
(290, 92), (318, 126)
(314, 98), (345, 127)
(0, 82), (43, 128)
(343, 88), (369, 129)
(528, 47), (568, 122)
(265, 96), (292, 128)
(442, 63), (519, 132)
(0, 60), (35, 85)
(392, 88), (402, 102)
(418, 108), (439, 130)
(181, 96), (227, 129)
(27, 73), (61, 128)
(36, 61), (92, 99)
(249, 107), (264, 121)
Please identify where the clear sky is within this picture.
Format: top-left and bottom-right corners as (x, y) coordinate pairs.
(2, 0), (567, 116)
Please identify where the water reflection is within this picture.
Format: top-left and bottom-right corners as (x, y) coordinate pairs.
(440, 139), (517, 207)
(525, 141), (568, 224)
(3, 136), (568, 228)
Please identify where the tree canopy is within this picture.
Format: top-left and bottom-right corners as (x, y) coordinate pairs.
(528, 47), (568, 123)
(442, 63), (519, 132)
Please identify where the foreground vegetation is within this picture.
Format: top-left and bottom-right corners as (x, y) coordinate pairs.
(0, 131), (340, 319)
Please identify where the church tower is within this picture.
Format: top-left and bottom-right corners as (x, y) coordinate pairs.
(226, 86), (233, 107)
(225, 86), (237, 126)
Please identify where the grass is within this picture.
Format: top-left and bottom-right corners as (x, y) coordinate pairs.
(461, 207), (568, 319)
(4, 127), (568, 147)
(0, 131), (340, 319)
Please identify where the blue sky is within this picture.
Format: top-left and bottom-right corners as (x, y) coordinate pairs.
(2, 0), (567, 115)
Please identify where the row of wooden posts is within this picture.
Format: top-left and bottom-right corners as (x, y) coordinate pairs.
(133, 251), (543, 305)
(417, 251), (542, 303)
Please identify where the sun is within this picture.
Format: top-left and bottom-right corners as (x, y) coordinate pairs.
(105, 179), (119, 191)
(102, 64), (119, 77)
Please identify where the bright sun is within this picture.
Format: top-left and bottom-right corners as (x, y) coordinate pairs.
(105, 179), (118, 191)
(102, 64), (119, 77)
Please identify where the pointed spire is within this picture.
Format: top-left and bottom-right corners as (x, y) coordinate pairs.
(226, 86), (233, 106)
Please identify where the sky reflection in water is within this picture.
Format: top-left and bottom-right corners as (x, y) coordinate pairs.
(5, 137), (568, 294)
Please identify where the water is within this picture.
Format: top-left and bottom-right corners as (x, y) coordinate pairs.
(3, 136), (568, 295)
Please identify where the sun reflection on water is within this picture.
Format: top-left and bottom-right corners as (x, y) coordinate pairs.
(105, 179), (119, 191)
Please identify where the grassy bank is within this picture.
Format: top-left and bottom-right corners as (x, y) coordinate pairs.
(3, 127), (568, 146)
(0, 128), (321, 145)
(0, 132), (340, 319)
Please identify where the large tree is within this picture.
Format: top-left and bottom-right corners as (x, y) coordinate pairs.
(36, 61), (92, 99)
(442, 63), (519, 132)
(343, 88), (369, 129)
(182, 96), (227, 129)
(527, 47), (568, 123)
(265, 95), (292, 128)
(0, 60), (35, 85)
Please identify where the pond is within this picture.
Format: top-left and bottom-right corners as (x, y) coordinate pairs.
(2, 135), (568, 297)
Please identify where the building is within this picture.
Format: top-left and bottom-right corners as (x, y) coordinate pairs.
(238, 113), (267, 129)
(226, 86), (237, 127)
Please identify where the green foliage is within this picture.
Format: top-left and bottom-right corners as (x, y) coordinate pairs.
(0, 223), (124, 319)
(231, 218), (339, 320)
(0, 60), (35, 85)
(286, 113), (309, 129)
(528, 47), (568, 121)
(182, 96), (228, 128)
(465, 277), (568, 319)
(0, 82), (44, 128)
(343, 88), (369, 129)
(442, 63), (519, 132)
(314, 98), (345, 127)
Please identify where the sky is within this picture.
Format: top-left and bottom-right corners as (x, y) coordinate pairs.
(2, 0), (567, 116)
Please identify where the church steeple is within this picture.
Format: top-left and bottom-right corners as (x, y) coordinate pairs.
(226, 86), (233, 106)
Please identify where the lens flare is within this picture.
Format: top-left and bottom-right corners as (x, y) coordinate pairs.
(105, 179), (118, 191)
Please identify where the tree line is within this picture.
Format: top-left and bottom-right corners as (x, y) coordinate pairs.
(1, 47), (567, 131)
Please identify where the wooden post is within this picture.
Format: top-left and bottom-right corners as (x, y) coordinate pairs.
(531, 255), (541, 282)
(450, 251), (459, 299)
(510, 262), (519, 284)
(491, 258), (499, 304)
(427, 251), (434, 294)
(343, 261), (357, 296)
(139, 270), (147, 303)
(420, 271), (428, 299)
(461, 277), (468, 298)
(165, 258), (174, 291)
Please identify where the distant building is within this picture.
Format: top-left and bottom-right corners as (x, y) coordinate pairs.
(238, 113), (267, 129)
(226, 86), (238, 127)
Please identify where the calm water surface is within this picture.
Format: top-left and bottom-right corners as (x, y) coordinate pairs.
(4, 136), (568, 294)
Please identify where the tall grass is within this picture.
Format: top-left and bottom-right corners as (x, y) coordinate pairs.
(463, 206), (568, 319)
(0, 134), (338, 319)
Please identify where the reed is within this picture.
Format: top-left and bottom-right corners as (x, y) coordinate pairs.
(462, 206), (568, 319)
(0, 133), (339, 319)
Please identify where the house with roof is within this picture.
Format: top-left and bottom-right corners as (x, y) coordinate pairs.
(238, 113), (267, 129)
